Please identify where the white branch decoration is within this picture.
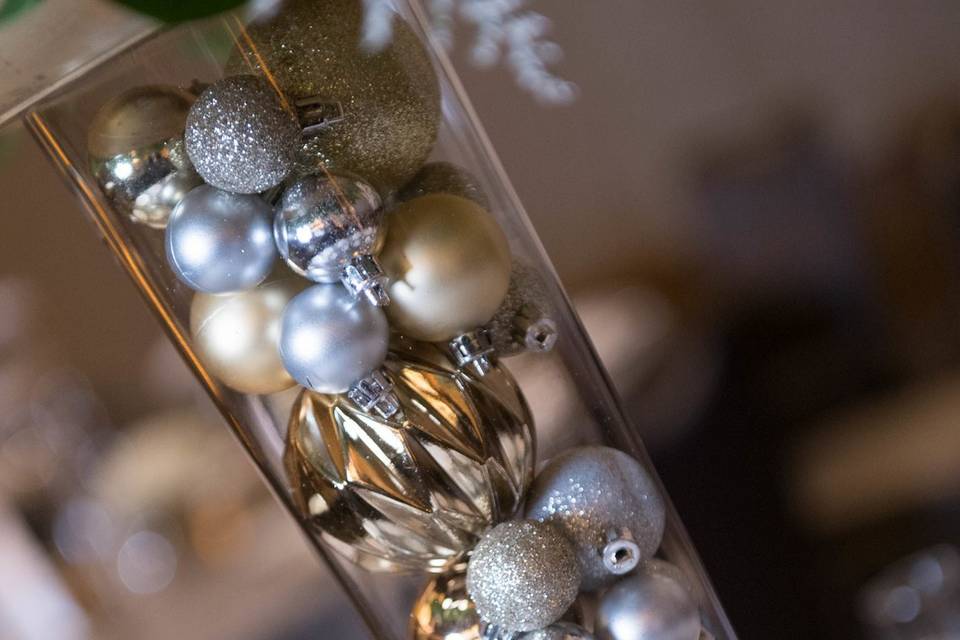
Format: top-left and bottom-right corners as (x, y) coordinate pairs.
(362, 0), (577, 105)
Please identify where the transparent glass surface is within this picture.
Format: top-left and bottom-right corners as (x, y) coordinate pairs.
(25, 3), (736, 638)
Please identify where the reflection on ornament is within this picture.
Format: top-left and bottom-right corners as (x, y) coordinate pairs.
(410, 567), (481, 640)
(486, 262), (557, 357)
(88, 85), (201, 228)
(166, 185), (277, 294)
(225, 0), (440, 194)
(284, 340), (534, 573)
(518, 622), (595, 640)
(466, 520), (580, 633)
(399, 161), (489, 208)
(274, 173), (389, 305)
(525, 446), (666, 591)
(190, 274), (306, 395)
(381, 194), (512, 343)
(595, 560), (701, 640)
(185, 75), (300, 193)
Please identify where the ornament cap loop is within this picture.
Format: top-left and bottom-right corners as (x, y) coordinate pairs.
(294, 96), (346, 137)
(342, 254), (391, 306)
(602, 527), (642, 576)
(513, 303), (558, 353)
(347, 368), (402, 418)
(449, 329), (495, 376)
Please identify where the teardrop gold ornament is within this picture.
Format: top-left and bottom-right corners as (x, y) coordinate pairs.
(283, 340), (535, 573)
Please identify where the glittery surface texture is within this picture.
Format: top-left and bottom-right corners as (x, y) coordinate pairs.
(524, 446), (666, 591)
(225, 0), (440, 195)
(185, 74), (299, 193)
(466, 520), (580, 632)
(399, 161), (490, 208)
(486, 261), (554, 356)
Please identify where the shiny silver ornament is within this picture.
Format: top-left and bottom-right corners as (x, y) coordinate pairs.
(165, 185), (276, 293)
(284, 340), (535, 573)
(595, 561), (701, 640)
(185, 75), (299, 193)
(279, 283), (389, 395)
(274, 174), (389, 305)
(486, 262), (558, 357)
(88, 85), (202, 228)
(466, 520), (580, 633)
(517, 623), (595, 640)
(399, 161), (489, 208)
(524, 446), (666, 591)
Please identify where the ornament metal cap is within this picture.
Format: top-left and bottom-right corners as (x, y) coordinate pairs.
(294, 96), (346, 137)
(513, 303), (559, 353)
(602, 527), (642, 576)
(346, 368), (402, 418)
(449, 329), (495, 376)
(342, 254), (390, 306)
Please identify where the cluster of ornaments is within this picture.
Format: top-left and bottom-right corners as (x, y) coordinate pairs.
(87, 2), (704, 640)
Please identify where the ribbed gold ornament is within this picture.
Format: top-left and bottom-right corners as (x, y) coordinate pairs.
(283, 340), (535, 573)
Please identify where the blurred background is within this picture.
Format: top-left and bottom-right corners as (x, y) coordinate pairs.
(3, 1), (960, 638)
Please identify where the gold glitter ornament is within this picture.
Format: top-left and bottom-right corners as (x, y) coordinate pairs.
(226, 0), (441, 195)
(283, 339), (535, 573)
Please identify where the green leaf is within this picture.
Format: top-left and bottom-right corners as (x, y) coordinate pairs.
(110, 0), (246, 23)
(0, 0), (43, 24)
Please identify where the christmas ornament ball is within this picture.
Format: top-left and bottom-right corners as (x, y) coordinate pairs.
(190, 275), (306, 395)
(399, 161), (489, 208)
(88, 84), (201, 228)
(524, 446), (666, 591)
(274, 173), (384, 282)
(165, 185), (276, 294)
(185, 74), (299, 193)
(279, 283), (389, 394)
(520, 623), (595, 640)
(380, 194), (512, 342)
(595, 561), (701, 640)
(284, 340), (535, 573)
(225, 0), (440, 194)
(466, 520), (580, 633)
(410, 568), (480, 640)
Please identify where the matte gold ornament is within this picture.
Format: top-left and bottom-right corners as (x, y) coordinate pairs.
(381, 194), (512, 342)
(225, 0), (441, 195)
(190, 274), (306, 395)
(284, 339), (535, 573)
(88, 85), (201, 228)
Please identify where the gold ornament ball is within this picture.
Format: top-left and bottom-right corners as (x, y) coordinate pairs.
(410, 568), (480, 640)
(190, 275), (307, 395)
(225, 0), (440, 195)
(381, 194), (512, 342)
(284, 339), (535, 573)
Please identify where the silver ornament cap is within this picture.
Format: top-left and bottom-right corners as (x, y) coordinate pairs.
(273, 173), (386, 288)
(185, 75), (299, 194)
(466, 520), (581, 633)
(279, 283), (389, 394)
(595, 560), (701, 640)
(165, 185), (276, 293)
(524, 446), (666, 591)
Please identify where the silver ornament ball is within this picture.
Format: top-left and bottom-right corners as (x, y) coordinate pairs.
(165, 185), (276, 293)
(595, 561), (701, 640)
(517, 622), (595, 640)
(274, 174), (384, 282)
(524, 446), (666, 591)
(279, 283), (389, 394)
(185, 75), (299, 193)
(88, 85), (202, 228)
(466, 520), (580, 633)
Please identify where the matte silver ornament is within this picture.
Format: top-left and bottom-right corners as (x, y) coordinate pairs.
(466, 520), (580, 633)
(185, 75), (299, 193)
(524, 446), (666, 591)
(165, 185), (276, 294)
(274, 174), (388, 304)
(595, 561), (701, 640)
(88, 85), (202, 228)
(279, 283), (389, 394)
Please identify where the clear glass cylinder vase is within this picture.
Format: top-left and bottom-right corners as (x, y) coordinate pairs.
(25, 2), (735, 638)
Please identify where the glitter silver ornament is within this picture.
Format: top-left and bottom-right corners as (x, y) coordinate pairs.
(225, 0), (440, 195)
(274, 174), (388, 305)
(399, 161), (489, 208)
(165, 185), (276, 294)
(595, 561), (701, 640)
(185, 75), (299, 194)
(279, 283), (389, 395)
(466, 520), (580, 633)
(88, 85), (202, 228)
(524, 446), (666, 591)
(486, 262), (558, 357)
